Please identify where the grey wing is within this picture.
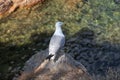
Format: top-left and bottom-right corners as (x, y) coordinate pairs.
(49, 35), (65, 54)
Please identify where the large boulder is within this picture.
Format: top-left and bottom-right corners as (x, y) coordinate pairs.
(16, 49), (92, 80)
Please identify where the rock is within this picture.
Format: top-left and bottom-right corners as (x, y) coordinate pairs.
(0, 0), (13, 16)
(23, 49), (49, 72)
(0, 0), (45, 17)
(17, 50), (92, 80)
(9, 0), (45, 13)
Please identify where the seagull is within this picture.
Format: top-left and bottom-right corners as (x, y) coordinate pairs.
(46, 21), (65, 61)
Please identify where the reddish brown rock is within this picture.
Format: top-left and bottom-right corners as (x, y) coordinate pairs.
(9, 0), (45, 13)
(0, 0), (13, 16)
(0, 0), (45, 17)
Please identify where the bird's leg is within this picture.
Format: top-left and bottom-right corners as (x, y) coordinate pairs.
(51, 55), (56, 60)
(45, 54), (54, 60)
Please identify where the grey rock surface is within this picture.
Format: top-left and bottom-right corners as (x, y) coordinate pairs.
(17, 50), (92, 80)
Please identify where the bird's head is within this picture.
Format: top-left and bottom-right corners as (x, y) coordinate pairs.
(55, 21), (64, 27)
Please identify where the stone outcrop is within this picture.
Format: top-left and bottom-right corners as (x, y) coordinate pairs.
(0, 0), (13, 16)
(16, 49), (92, 80)
(0, 0), (45, 17)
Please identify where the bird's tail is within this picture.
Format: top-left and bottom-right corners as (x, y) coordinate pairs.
(46, 54), (54, 60)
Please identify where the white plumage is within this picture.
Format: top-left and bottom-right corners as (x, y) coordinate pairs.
(48, 21), (65, 60)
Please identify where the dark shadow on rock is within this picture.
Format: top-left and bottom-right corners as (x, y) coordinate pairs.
(30, 32), (51, 48)
(1, 27), (120, 80)
(0, 32), (52, 80)
(65, 27), (120, 76)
